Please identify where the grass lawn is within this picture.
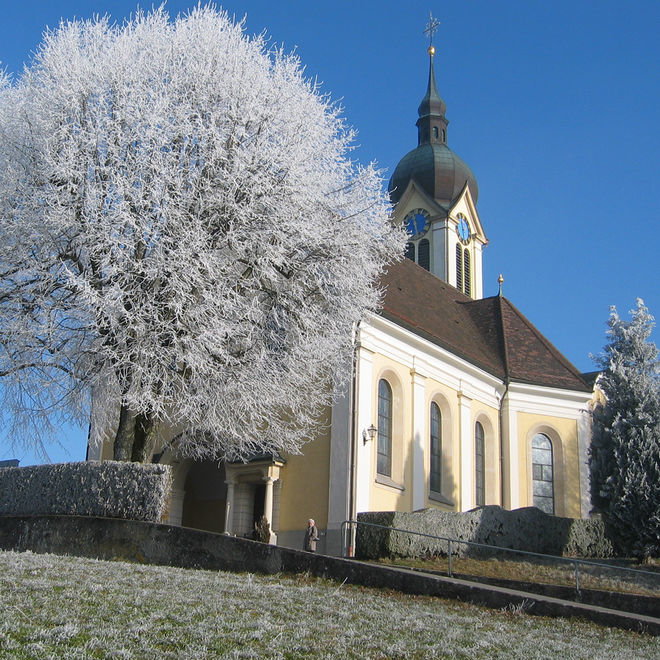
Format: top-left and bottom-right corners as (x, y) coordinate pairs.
(0, 550), (657, 659)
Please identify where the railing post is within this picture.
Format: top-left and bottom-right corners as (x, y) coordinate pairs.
(574, 559), (580, 596)
(448, 539), (453, 577)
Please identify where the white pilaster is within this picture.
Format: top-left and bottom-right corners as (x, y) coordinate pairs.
(473, 242), (484, 299)
(354, 346), (375, 514)
(503, 399), (520, 510)
(411, 368), (427, 511)
(458, 389), (473, 511)
(327, 375), (353, 553)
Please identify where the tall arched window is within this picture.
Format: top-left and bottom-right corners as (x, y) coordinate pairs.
(475, 422), (485, 506)
(418, 239), (430, 271)
(377, 379), (393, 477)
(532, 433), (554, 514)
(430, 402), (442, 493)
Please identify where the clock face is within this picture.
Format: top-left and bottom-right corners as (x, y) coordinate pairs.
(456, 216), (471, 244)
(404, 208), (430, 239)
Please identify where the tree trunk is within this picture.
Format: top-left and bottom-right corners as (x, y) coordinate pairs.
(113, 404), (136, 461)
(131, 412), (156, 463)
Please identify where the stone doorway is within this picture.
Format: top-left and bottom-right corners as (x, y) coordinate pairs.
(224, 457), (285, 544)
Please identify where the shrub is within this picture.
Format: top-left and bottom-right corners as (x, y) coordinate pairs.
(356, 506), (616, 560)
(0, 461), (171, 522)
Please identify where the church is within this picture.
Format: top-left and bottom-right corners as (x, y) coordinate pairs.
(90, 43), (594, 555)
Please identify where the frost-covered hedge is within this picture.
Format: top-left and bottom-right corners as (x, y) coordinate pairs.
(0, 461), (172, 522)
(356, 506), (616, 560)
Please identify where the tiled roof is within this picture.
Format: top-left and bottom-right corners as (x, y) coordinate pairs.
(379, 259), (591, 392)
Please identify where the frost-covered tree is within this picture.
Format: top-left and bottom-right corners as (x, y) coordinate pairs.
(0, 7), (403, 462)
(589, 299), (660, 558)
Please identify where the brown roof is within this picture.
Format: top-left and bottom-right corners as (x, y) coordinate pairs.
(379, 259), (591, 392)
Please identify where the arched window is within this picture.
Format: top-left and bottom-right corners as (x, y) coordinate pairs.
(532, 433), (554, 514)
(377, 379), (393, 477)
(418, 239), (430, 271)
(404, 242), (415, 262)
(456, 243), (463, 292)
(433, 126), (439, 139)
(475, 422), (485, 506)
(430, 402), (442, 493)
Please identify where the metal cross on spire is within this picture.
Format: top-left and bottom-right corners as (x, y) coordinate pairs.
(424, 12), (441, 49)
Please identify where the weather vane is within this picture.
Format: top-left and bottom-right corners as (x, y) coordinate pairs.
(424, 12), (441, 52)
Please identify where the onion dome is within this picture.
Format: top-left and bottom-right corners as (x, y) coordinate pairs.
(389, 47), (478, 207)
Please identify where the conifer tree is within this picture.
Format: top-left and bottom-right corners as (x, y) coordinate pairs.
(589, 299), (660, 558)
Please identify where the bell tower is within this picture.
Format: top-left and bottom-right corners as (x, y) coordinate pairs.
(388, 17), (487, 299)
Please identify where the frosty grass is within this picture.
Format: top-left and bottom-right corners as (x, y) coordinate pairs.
(0, 550), (657, 659)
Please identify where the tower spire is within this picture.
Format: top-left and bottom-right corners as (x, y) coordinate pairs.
(417, 14), (448, 146)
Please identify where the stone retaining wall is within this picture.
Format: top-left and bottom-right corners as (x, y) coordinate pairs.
(0, 515), (655, 635)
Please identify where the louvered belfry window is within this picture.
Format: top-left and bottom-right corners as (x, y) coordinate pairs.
(418, 239), (430, 271)
(456, 243), (463, 292)
(463, 249), (471, 296)
(456, 245), (472, 297)
(405, 242), (415, 262)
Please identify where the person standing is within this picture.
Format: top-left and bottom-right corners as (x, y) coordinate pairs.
(303, 518), (319, 552)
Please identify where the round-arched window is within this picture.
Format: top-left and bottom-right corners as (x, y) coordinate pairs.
(430, 402), (441, 493)
(377, 379), (393, 477)
(532, 433), (554, 514)
(475, 422), (485, 506)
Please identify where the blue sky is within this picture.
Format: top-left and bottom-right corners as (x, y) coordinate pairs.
(1, 1), (658, 465)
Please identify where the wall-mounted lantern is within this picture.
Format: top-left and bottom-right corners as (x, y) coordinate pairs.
(362, 424), (377, 445)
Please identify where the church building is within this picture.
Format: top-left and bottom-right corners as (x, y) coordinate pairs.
(90, 43), (594, 555)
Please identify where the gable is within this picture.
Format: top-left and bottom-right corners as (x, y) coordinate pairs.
(448, 183), (487, 245)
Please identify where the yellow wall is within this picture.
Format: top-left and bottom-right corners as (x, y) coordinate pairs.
(276, 406), (332, 532)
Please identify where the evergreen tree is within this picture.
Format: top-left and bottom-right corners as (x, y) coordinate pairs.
(589, 299), (660, 558)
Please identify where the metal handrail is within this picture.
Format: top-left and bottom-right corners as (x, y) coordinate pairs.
(341, 519), (659, 596)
